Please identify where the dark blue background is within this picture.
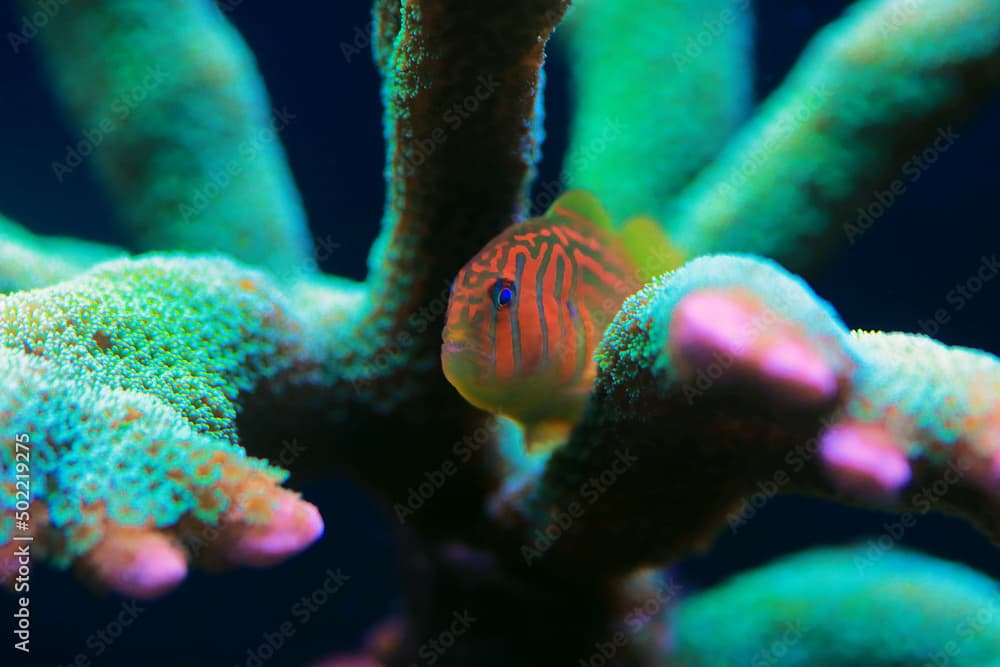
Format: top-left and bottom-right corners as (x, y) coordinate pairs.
(1, 1), (998, 665)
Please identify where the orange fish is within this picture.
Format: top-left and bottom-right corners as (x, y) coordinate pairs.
(441, 190), (682, 450)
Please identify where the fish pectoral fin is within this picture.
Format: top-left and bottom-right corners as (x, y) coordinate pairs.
(618, 215), (686, 282)
(522, 419), (574, 454)
(544, 190), (615, 231)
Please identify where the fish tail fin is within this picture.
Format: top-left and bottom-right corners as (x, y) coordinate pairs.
(546, 189), (685, 280)
(618, 215), (686, 282)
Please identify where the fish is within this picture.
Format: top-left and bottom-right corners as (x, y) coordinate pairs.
(441, 190), (683, 450)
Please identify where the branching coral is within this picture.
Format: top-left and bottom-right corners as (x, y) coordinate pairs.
(1, 0), (999, 664)
(559, 0), (755, 224)
(562, 0), (1000, 268)
(512, 255), (1000, 577)
(0, 214), (125, 291)
(669, 547), (1000, 665)
(0, 256), (325, 597)
(19, 0), (315, 273)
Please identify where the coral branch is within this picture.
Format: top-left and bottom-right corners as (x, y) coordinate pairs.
(21, 0), (313, 273)
(508, 255), (1000, 576)
(4, 1), (1000, 664)
(361, 0), (569, 381)
(0, 256), (327, 593)
(558, 0), (754, 224)
(0, 214), (125, 292)
(0, 255), (319, 443)
(667, 0), (1000, 269)
(668, 548), (1000, 665)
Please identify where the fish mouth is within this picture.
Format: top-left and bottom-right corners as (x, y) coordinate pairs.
(442, 340), (471, 354)
(441, 340), (491, 362)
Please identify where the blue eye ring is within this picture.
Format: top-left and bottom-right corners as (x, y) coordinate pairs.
(493, 279), (515, 310)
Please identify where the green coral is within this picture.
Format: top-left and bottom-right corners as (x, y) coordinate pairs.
(598, 254), (851, 389)
(0, 255), (321, 563)
(848, 332), (1000, 459)
(670, 548), (1000, 666)
(519, 254), (1000, 576)
(0, 255), (313, 443)
(659, 0), (1000, 269)
(0, 344), (284, 565)
(2, 0), (1000, 664)
(22, 0), (314, 273)
(561, 0), (1000, 270)
(0, 214), (125, 292)
(559, 0), (754, 224)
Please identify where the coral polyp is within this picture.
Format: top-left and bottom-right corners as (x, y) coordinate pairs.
(1, 0), (998, 665)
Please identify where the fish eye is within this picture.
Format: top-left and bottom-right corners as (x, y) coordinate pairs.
(493, 279), (515, 310)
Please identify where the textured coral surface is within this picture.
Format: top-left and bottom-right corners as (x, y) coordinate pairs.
(0, 0), (998, 666)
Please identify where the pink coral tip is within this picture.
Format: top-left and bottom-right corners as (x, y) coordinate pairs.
(670, 290), (752, 364)
(86, 530), (188, 599)
(976, 437), (1000, 495)
(758, 338), (839, 404)
(820, 423), (911, 500)
(310, 657), (380, 667)
(981, 424), (1000, 491)
(670, 290), (838, 405)
(227, 495), (325, 567)
(990, 452), (1000, 494)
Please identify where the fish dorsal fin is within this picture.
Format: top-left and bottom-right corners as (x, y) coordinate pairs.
(618, 215), (686, 282)
(544, 190), (685, 281)
(544, 190), (614, 232)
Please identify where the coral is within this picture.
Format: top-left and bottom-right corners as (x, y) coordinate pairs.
(669, 548), (1000, 666)
(1, 0), (999, 664)
(558, 0), (754, 224)
(0, 256), (324, 597)
(512, 255), (1000, 576)
(0, 214), (125, 292)
(20, 0), (314, 273)
(662, 0), (1000, 270)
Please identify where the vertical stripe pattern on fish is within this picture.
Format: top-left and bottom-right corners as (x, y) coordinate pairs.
(442, 190), (680, 449)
